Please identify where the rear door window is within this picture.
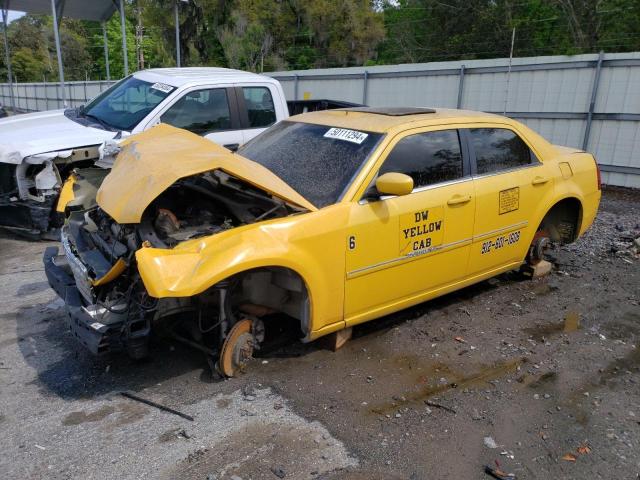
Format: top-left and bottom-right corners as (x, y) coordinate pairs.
(379, 129), (464, 189)
(242, 87), (276, 128)
(468, 128), (534, 175)
(161, 88), (232, 135)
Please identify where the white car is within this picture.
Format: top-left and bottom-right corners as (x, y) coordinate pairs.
(0, 68), (291, 236)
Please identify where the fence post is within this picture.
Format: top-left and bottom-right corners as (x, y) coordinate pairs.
(2, 7), (16, 111)
(102, 22), (111, 80)
(582, 51), (604, 151)
(362, 70), (369, 105)
(44, 76), (49, 111)
(457, 65), (465, 109)
(119, 0), (129, 75)
(294, 74), (299, 101)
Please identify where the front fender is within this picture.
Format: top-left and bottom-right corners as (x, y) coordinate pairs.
(136, 204), (351, 331)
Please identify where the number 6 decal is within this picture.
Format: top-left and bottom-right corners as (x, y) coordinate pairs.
(348, 235), (356, 250)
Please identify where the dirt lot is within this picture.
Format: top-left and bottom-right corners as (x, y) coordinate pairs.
(0, 187), (638, 480)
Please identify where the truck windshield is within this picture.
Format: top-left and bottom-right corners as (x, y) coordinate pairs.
(81, 76), (176, 131)
(238, 121), (383, 208)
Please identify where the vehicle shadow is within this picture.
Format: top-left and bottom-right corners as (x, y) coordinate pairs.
(260, 270), (524, 359)
(13, 270), (524, 399)
(13, 300), (220, 401)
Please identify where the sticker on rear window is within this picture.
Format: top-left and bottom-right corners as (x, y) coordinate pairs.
(324, 128), (368, 144)
(150, 82), (173, 94)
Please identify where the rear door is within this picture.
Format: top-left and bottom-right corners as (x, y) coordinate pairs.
(156, 86), (245, 151)
(234, 85), (281, 144)
(465, 127), (554, 275)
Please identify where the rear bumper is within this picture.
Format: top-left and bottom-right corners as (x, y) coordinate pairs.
(579, 189), (601, 236)
(43, 246), (148, 357)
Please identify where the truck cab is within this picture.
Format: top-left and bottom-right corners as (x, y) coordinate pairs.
(0, 68), (289, 236)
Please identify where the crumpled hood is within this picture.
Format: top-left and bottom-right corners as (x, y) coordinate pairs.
(0, 109), (117, 164)
(97, 124), (317, 224)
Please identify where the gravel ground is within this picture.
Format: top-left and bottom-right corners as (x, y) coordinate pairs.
(0, 186), (638, 480)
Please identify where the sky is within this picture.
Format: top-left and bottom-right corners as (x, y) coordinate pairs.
(5, 11), (25, 23)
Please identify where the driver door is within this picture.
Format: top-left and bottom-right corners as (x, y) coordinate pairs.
(344, 128), (475, 326)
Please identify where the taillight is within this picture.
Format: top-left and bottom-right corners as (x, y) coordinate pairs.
(593, 156), (601, 190)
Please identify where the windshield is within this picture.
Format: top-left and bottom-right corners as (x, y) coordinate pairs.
(82, 76), (176, 131)
(238, 121), (383, 208)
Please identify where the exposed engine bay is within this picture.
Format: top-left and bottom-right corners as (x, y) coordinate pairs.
(0, 146), (100, 236)
(141, 169), (292, 247)
(45, 169), (309, 371)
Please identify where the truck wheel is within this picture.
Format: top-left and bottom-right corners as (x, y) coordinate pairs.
(219, 319), (255, 377)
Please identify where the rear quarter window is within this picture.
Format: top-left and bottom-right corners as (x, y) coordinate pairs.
(469, 128), (535, 175)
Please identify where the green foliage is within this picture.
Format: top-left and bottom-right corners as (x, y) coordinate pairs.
(88, 15), (137, 79)
(2, 0), (639, 82)
(376, 0), (640, 64)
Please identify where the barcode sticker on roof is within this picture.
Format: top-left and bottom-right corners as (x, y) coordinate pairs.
(150, 82), (174, 94)
(324, 128), (368, 144)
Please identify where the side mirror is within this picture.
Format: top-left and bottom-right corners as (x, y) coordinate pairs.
(375, 172), (414, 197)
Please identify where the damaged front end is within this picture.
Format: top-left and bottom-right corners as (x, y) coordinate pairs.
(0, 146), (101, 237)
(45, 164), (304, 360)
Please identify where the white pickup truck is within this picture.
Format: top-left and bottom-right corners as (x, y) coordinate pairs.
(0, 67), (356, 236)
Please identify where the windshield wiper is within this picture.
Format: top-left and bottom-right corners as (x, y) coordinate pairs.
(83, 112), (118, 132)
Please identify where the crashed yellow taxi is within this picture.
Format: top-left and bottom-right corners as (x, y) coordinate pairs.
(44, 107), (601, 375)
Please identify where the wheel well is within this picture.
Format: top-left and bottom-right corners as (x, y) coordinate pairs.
(226, 267), (311, 338)
(538, 197), (583, 244)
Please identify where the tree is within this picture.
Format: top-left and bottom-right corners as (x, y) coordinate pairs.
(89, 14), (137, 79)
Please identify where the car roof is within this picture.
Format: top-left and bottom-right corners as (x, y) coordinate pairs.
(133, 67), (278, 88)
(289, 107), (506, 133)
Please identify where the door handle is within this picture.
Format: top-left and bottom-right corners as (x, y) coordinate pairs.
(447, 194), (472, 206)
(224, 143), (240, 152)
(532, 176), (549, 185)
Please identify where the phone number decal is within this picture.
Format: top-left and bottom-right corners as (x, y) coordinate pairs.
(481, 230), (521, 254)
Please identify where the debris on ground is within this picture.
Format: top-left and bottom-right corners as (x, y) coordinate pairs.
(120, 392), (194, 421)
(484, 436), (499, 449)
(561, 453), (577, 462)
(484, 464), (516, 479)
(271, 466), (286, 478)
(577, 444), (591, 455)
(424, 400), (456, 414)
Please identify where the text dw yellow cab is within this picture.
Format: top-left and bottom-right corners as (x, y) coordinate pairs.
(44, 107), (601, 375)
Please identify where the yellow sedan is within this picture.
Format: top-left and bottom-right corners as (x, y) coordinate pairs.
(45, 107), (601, 375)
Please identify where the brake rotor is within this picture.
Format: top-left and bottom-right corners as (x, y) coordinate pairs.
(219, 319), (255, 377)
(527, 231), (550, 265)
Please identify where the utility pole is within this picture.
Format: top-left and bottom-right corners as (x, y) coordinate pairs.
(119, 0), (129, 76)
(503, 27), (516, 116)
(136, 0), (144, 70)
(175, 1), (181, 67)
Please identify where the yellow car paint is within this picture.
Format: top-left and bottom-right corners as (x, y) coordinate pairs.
(99, 110), (601, 342)
(97, 124), (316, 224)
(91, 258), (127, 287)
(375, 172), (414, 196)
(56, 172), (76, 213)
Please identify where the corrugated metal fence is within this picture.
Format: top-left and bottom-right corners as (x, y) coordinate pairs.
(1, 52), (639, 188)
(269, 52), (640, 189)
(0, 80), (114, 112)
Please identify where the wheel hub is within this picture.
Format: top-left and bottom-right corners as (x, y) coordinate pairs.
(219, 319), (255, 377)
